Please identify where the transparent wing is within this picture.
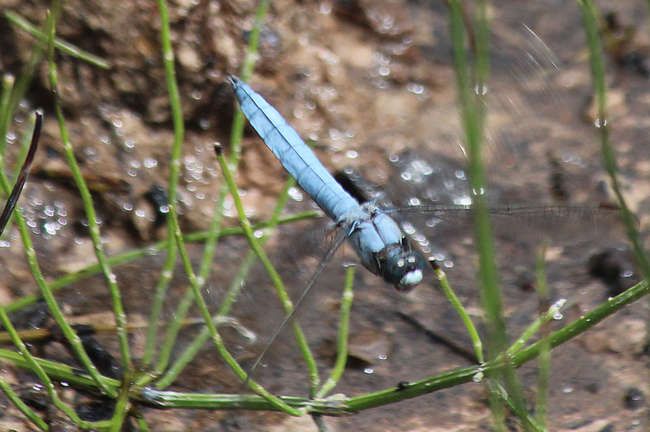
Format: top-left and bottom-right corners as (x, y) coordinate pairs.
(382, 204), (624, 248)
(240, 224), (349, 391)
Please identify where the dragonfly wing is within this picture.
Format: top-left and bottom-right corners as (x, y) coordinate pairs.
(240, 223), (350, 390)
(383, 204), (625, 247)
(376, 150), (626, 249)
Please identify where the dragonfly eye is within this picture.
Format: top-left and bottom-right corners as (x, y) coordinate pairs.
(382, 251), (426, 292)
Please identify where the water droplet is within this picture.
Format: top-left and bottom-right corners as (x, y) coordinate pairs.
(475, 84), (488, 95)
(406, 83), (424, 94)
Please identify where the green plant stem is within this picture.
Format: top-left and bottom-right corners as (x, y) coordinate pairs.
(0, 205), (117, 401)
(447, 1), (511, 429)
(47, 10), (132, 377)
(136, 270), (646, 414)
(0, 74), (14, 160)
(109, 368), (134, 432)
(0, 16), (47, 158)
(4, 212), (318, 314)
(229, 0), (270, 164)
(488, 381), (546, 432)
(143, 0), (185, 365)
(155, 176), (296, 390)
(506, 298), (565, 357)
(4, 11), (110, 69)
(157, 0), (273, 378)
(0, 119), (90, 428)
(434, 264), (484, 363)
(0, 299), (87, 427)
(4, 277), (648, 413)
(167, 205), (302, 416)
(0, 375), (48, 430)
(534, 245), (550, 429)
(316, 265), (355, 398)
(132, 408), (151, 432)
(578, 0), (650, 278)
(215, 145), (320, 396)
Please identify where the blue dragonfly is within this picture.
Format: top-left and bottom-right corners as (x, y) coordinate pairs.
(228, 76), (616, 292)
(227, 76), (620, 377)
(229, 76), (427, 293)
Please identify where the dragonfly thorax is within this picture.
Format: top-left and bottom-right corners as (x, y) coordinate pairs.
(343, 203), (426, 292)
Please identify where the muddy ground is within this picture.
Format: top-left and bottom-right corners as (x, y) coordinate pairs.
(0, 0), (649, 431)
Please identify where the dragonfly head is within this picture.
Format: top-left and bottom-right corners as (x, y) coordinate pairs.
(382, 250), (426, 293)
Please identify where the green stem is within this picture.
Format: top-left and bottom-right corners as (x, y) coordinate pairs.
(0, 15), (47, 158)
(142, 0), (185, 364)
(155, 176), (296, 389)
(434, 264), (484, 363)
(47, 9), (132, 381)
(215, 145), (320, 396)
(167, 205), (303, 416)
(4, 277), (647, 413)
(0, 375), (48, 430)
(0, 74), (14, 160)
(4, 11), (110, 69)
(316, 265), (355, 398)
(534, 245), (550, 430)
(578, 0), (650, 278)
(5, 212), (318, 314)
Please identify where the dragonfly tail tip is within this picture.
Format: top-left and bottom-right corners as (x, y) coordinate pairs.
(226, 75), (240, 88)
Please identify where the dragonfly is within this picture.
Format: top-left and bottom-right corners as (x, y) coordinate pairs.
(227, 76), (620, 376)
(229, 75), (617, 285)
(229, 76), (427, 293)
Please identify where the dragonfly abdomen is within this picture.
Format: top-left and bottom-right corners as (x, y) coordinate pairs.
(229, 76), (358, 221)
